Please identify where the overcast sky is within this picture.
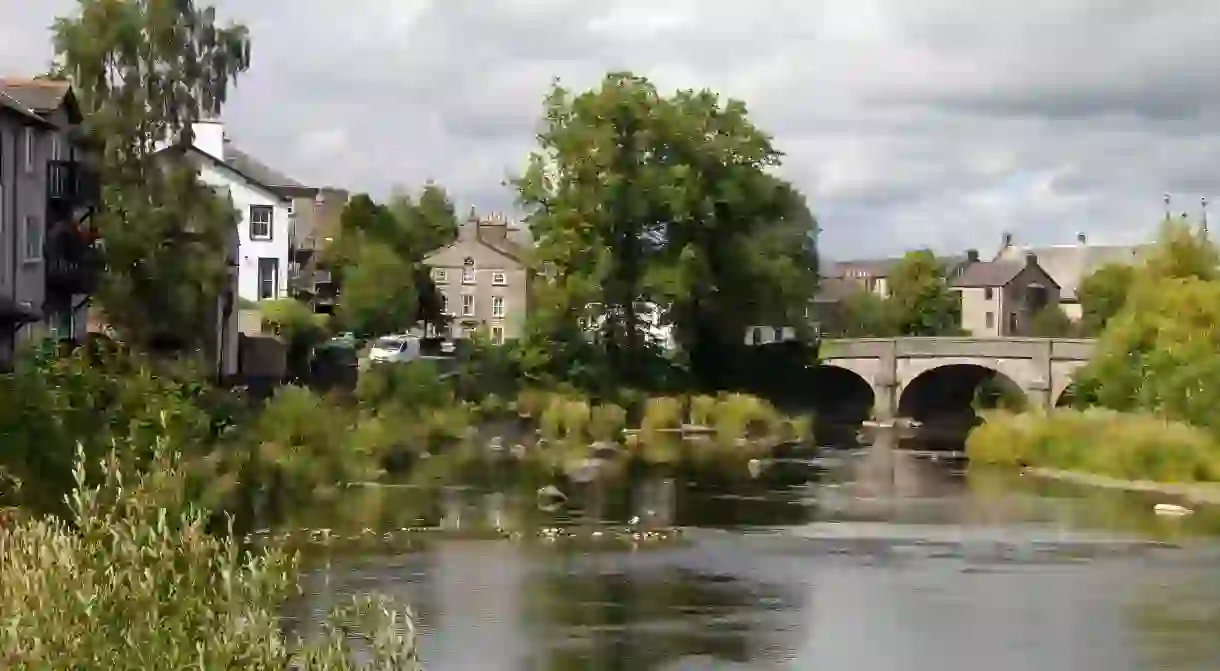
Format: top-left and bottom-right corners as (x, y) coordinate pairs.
(4, 1), (1219, 257)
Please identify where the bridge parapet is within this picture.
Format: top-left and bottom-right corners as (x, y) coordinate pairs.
(818, 337), (1096, 420)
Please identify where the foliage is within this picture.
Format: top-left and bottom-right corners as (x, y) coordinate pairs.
(0, 342), (231, 516)
(1028, 305), (1075, 337)
(886, 250), (961, 336)
(834, 291), (900, 337)
(514, 72), (819, 391)
(261, 298), (331, 380)
(968, 409), (1220, 483)
(52, 0), (251, 353)
(1077, 262), (1135, 336)
(330, 191), (456, 337)
(1073, 221), (1220, 438)
(0, 447), (421, 670)
(336, 241), (419, 339)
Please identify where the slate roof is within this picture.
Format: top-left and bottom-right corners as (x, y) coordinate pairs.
(994, 243), (1148, 300)
(222, 140), (308, 191)
(830, 253), (971, 279)
(950, 260), (1027, 288)
(813, 277), (862, 302)
(0, 89), (53, 126)
(0, 78), (70, 113)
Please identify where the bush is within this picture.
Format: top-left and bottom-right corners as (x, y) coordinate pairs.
(967, 408), (1220, 483)
(0, 447), (421, 669)
(589, 404), (627, 442)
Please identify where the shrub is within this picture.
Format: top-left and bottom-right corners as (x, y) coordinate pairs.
(589, 404), (627, 442)
(967, 408), (1220, 483)
(711, 393), (782, 451)
(688, 395), (718, 427)
(0, 446), (421, 669)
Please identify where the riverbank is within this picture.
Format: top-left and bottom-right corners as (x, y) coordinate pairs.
(1021, 466), (1220, 506)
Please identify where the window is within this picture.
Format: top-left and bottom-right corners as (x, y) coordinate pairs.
(23, 128), (34, 173)
(491, 326), (504, 345)
(985, 311), (994, 329)
(257, 257), (279, 299)
(1008, 312), (1019, 333)
(461, 257), (475, 284)
(984, 287), (994, 300)
(50, 134), (63, 161)
(250, 205), (273, 240)
(22, 216), (41, 263)
(442, 293), (451, 314)
(434, 268), (448, 283)
(491, 271), (507, 286)
(491, 296), (505, 318)
(461, 294), (474, 316)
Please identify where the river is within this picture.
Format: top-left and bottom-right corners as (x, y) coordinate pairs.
(287, 447), (1220, 670)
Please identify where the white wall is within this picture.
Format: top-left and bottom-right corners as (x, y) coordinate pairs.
(195, 161), (290, 304)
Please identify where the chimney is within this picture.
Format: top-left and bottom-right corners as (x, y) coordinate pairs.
(1001, 231), (1013, 249)
(191, 119), (226, 159)
(477, 213), (508, 243)
(1025, 251), (1037, 267)
(1076, 232), (1087, 244)
(966, 249), (979, 262)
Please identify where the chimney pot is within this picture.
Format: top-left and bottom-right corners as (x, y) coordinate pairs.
(1076, 232), (1087, 244)
(1002, 231), (1013, 248)
(967, 249), (979, 262)
(1025, 251), (1037, 267)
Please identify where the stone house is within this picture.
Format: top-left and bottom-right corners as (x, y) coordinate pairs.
(952, 251), (1061, 337)
(422, 212), (531, 344)
(994, 232), (1147, 321)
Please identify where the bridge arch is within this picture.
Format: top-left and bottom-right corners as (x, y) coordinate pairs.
(809, 363), (876, 426)
(898, 363), (1026, 427)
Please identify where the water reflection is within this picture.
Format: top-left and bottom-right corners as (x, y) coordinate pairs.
(290, 440), (1220, 670)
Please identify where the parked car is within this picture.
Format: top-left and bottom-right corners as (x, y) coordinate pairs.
(368, 335), (421, 364)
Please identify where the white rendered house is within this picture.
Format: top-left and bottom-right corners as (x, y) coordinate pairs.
(165, 120), (315, 306)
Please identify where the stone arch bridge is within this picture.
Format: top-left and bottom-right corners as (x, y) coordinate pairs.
(817, 337), (1095, 422)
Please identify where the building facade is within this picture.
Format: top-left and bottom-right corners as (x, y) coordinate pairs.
(952, 252), (1060, 337)
(0, 79), (100, 367)
(994, 231), (1146, 321)
(423, 213), (530, 343)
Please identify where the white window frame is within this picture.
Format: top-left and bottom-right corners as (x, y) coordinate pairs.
(250, 205), (273, 241)
(491, 296), (505, 318)
(490, 326), (504, 345)
(491, 271), (507, 286)
(461, 257), (475, 284)
(433, 268), (448, 283)
(23, 128), (35, 173)
(441, 293), (451, 314)
(461, 293), (474, 317)
(22, 216), (41, 263)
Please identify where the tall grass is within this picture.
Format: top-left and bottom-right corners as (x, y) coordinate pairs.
(0, 443), (421, 669)
(968, 408), (1220, 483)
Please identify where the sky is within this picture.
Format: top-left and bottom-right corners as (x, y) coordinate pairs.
(3, 0), (1219, 258)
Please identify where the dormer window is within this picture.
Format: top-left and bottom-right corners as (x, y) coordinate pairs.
(491, 271), (507, 286)
(433, 268), (448, 283)
(461, 257), (475, 284)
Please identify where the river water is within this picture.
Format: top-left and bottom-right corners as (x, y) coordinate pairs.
(289, 451), (1220, 670)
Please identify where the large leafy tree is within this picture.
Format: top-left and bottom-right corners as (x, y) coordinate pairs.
(515, 73), (819, 390)
(52, 0), (251, 351)
(1074, 220), (1220, 437)
(1076, 262), (1135, 335)
(886, 250), (961, 336)
(328, 189), (459, 337)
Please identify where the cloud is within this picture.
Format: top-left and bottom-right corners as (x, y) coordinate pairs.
(3, 0), (1218, 258)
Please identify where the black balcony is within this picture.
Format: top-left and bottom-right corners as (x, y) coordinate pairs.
(45, 230), (103, 296)
(47, 160), (101, 213)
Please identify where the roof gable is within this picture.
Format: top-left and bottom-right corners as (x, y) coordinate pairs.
(951, 260), (1025, 288)
(162, 144), (290, 202)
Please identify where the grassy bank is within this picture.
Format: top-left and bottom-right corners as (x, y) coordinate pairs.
(967, 408), (1220, 484)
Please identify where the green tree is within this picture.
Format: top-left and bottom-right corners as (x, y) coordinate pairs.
(336, 242), (417, 339)
(515, 73), (819, 390)
(52, 0), (252, 353)
(1077, 262), (1135, 335)
(1029, 305), (1075, 337)
(1074, 220), (1220, 437)
(835, 291), (899, 337)
(330, 192), (453, 336)
(887, 250), (961, 336)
